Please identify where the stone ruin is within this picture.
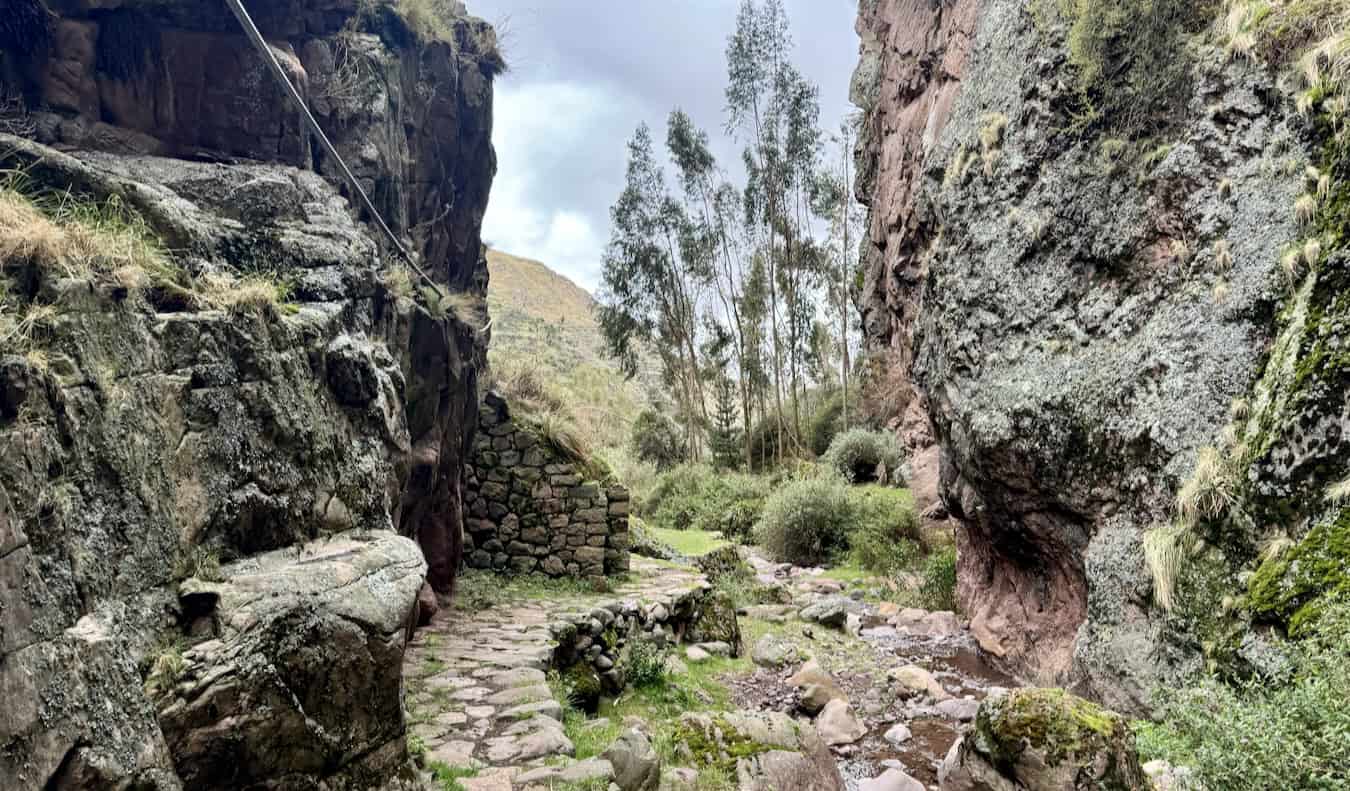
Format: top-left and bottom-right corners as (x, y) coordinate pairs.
(463, 392), (631, 578)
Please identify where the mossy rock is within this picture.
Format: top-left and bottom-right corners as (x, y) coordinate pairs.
(1247, 511), (1350, 637)
(674, 711), (843, 790)
(686, 590), (742, 654)
(964, 688), (1146, 790)
(693, 545), (747, 583)
(563, 663), (602, 714)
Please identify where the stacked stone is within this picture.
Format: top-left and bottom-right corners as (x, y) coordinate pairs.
(463, 392), (631, 577)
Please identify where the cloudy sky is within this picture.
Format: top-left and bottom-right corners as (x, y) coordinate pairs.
(470, 1), (862, 293)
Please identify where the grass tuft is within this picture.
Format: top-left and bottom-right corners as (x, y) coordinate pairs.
(1144, 522), (1189, 611)
(1176, 445), (1238, 525)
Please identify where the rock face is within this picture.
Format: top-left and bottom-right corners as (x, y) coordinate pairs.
(463, 391), (631, 577)
(938, 688), (1146, 791)
(854, 0), (1318, 706)
(0, 0), (497, 787)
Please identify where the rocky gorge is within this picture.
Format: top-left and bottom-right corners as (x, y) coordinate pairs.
(1, 0), (496, 787)
(2, 0), (1347, 789)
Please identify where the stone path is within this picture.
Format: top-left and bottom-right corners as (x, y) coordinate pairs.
(403, 558), (712, 786)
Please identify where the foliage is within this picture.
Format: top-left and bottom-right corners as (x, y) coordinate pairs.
(754, 473), (854, 566)
(426, 762), (478, 791)
(807, 389), (853, 457)
(848, 486), (922, 576)
(143, 638), (186, 697)
(174, 546), (225, 583)
(1248, 513), (1350, 637)
(642, 464), (769, 542)
(822, 428), (905, 484)
(917, 546), (959, 612)
(1137, 598), (1350, 790)
(622, 638), (669, 689)
(709, 374), (743, 470)
(631, 409), (686, 471)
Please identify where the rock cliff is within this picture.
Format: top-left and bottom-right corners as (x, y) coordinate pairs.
(854, 0), (1345, 711)
(0, 0), (496, 787)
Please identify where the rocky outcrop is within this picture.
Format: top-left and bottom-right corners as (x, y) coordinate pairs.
(854, 0), (1319, 707)
(0, 0), (497, 787)
(464, 391), (631, 577)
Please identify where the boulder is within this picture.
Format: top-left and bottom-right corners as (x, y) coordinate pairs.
(751, 635), (800, 668)
(815, 699), (867, 746)
(787, 660), (846, 715)
(686, 645), (713, 663)
(889, 664), (951, 701)
(687, 590), (742, 653)
(936, 697), (980, 722)
(515, 758), (614, 790)
(860, 769), (926, 791)
(937, 689), (1147, 791)
(158, 532), (427, 791)
(798, 595), (857, 629)
(883, 723), (913, 746)
(675, 711), (844, 791)
(602, 729), (661, 791)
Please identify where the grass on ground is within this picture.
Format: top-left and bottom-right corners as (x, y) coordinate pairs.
(646, 527), (729, 557)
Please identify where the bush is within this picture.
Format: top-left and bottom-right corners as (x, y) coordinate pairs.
(755, 475), (854, 566)
(630, 409), (685, 471)
(849, 487), (923, 576)
(822, 429), (905, 484)
(623, 638), (668, 689)
(917, 547), (958, 611)
(642, 464), (768, 541)
(1136, 598), (1350, 790)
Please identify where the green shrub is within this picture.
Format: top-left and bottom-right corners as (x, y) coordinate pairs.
(623, 638), (668, 688)
(642, 464), (768, 541)
(630, 409), (686, 471)
(755, 474), (854, 566)
(747, 411), (791, 471)
(807, 391), (849, 457)
(849, 486), (923, 575)
(1136, 598), (1350, 790)
(822, 429), (905, 484)
(917, 547), (958, 611)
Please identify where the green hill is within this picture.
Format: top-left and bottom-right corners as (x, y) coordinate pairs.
(485, 249), (659, 451)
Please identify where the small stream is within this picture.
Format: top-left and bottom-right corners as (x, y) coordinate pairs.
(734, 553), (1019, 789)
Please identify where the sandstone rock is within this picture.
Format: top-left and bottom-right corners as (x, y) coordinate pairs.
(815, 699), (867, 746)
(889, 664), (951, 701)
(938, 689), (1147, 791)
(602, 729), (661, 791)
(676, 711), (844, 791)
(860, 769), (926, 791)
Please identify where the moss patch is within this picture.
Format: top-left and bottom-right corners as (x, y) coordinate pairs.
(1248, 511), (1350, 636)
(974, 688), (1123, 771)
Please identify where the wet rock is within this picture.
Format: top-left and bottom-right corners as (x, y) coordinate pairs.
(860, 768), (926, 791)
(602, 728), (661, 791)
(815, 699), (867, 746)
(751, 635), (800, 668)
(938, 689), (1146, 791)
(675, 711), (844, 791)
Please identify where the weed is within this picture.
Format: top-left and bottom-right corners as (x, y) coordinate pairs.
(1325, 475), (1350, 504)
(979, 112), (1009, 177)
(175, 546), (225, 582)
(1213, 239), (1234, 271)
(144, 638), (187, 697)
(1303, 237), (1324, 267)
(1176, 446), (1239, 524)
(1294, 193), (1318, 224)
(426, 761), (477, 791)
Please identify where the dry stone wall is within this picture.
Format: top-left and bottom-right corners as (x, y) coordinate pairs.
(463, 392), (630, 577)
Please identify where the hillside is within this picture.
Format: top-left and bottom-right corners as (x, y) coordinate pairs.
(486, 249), (659, 450)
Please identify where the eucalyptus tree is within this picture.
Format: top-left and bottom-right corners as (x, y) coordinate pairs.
(667, 109), (757, 465)
(597, 124), (707, 459)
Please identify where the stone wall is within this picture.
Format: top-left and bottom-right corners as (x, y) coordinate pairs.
(463, 392), (630, 578)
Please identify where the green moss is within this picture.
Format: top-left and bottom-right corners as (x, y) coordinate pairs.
(672, 715), (775, 775)
(975, 689), (1123, 770)
(1248, 511), (1350, 636)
